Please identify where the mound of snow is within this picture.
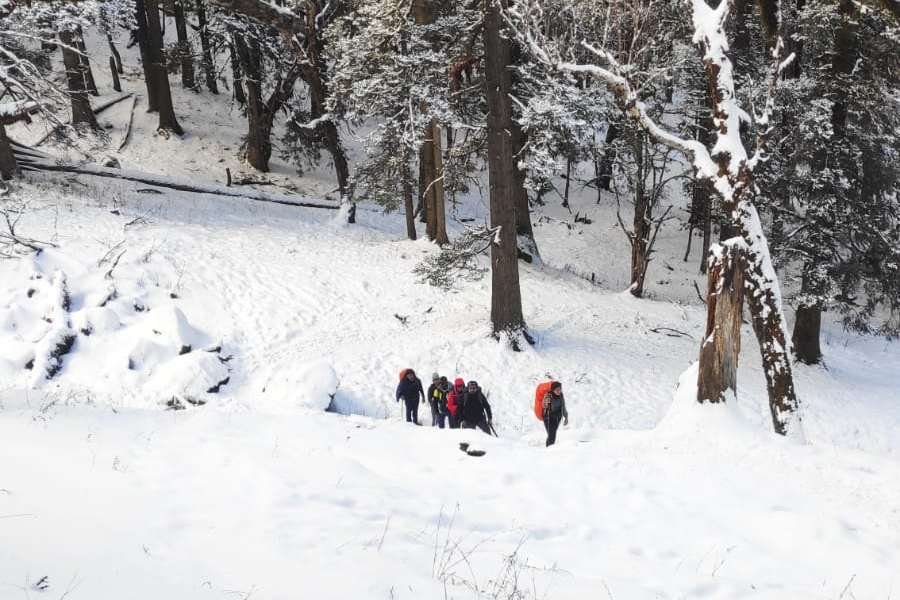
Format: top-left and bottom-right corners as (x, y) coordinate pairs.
(144, 351), (230, 408)
(261, 360), (338, 411)
(138, 303), (211, 353)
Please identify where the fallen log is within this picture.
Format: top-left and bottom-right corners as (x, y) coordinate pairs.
(11, 143), (339, 211)
(117, 96), (137, 151)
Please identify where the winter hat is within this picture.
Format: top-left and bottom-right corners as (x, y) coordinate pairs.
(467, 380), (478, 388)
(432, 372), (440, 381)
(551, 381), (562, 392)
(454, 377), (465, 388)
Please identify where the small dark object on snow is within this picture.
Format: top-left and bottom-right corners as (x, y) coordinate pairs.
(101, 156), (121, 169)
(135, 188), (163, 195)
(458, 442), (486, 457)
(31, 575), (49, 591)
(394, 313), (409, 326)
(179, 344), (191, 355)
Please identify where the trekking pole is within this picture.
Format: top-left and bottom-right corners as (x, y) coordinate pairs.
(489, 422), (499, 437)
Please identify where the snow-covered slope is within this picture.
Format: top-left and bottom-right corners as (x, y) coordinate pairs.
(1, 179), (899, 599)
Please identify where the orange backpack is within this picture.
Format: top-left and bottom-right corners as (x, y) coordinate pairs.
(534, 381), (554, 421)
(399, 368), (412, 381)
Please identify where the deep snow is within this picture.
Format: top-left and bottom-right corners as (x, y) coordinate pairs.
(2, 180), (899, 600)
(2, 24), (900, 600)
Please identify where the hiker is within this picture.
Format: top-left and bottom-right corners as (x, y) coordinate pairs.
(396, 369), (425, 424)
(541, 381), (569, 446)
(427, 373), (451, 428)
(446, 377), (465, 429)
(459, 380), (493, 435)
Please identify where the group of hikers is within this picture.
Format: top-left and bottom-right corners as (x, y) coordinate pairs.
(395, 368), (570, 447)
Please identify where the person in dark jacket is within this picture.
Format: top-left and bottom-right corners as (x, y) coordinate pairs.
(541, 381), (569, 446)
(396, 369), (425, 424)
(446, 377), (465, 429)
(459, 380), (492, 434)
(427, 373), (450, 428)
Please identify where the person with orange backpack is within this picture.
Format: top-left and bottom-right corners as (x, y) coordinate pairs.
(535, 381), (569, 446)
(396, 368), (425, 424)
(446, 377), (465, 429)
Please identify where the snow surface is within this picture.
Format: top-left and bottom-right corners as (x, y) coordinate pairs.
(1, 180), (899, 600)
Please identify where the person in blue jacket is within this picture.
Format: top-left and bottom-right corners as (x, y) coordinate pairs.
(396, 369), (425, 424)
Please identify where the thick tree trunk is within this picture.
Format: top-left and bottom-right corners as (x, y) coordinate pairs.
(134, 0), (159, 112)
(697, 244), (744, 403)
(234, 35), (272, 171)
(304, 61), (350, 196)
(484, 0), (527, 341)
(59, 30), (100, 129)
(228, 37), (246, 105)
(0, 124), (18, 180)
(196, 0), (219, 94)
(793, 304), (822, 364)
(174, 0), (196, 89)
(431, 121), (449, 244)
(107, 34), (124, 74)
(403, 152), (417, 240)
(630, 191), (651, 298)
(144, 0), (184, 134)
(511, 121), (539, 263)
(75, 30), (99, 97)
(412, 0), (448, 244)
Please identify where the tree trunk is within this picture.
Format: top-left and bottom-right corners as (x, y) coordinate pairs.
(228, 37), (246, 105)
(511, 120), (540, 263)
(630, 191), (651, 298)
(597, 123), (618, 192)
(403, 150), (417, 240)
(431, 121), (449, 244)
(75, 30), (99, 97)
(196, 0), (219, 93)
(59, 30), (100, 129)
(0, 124), (18, 180)
(697, 244), (745, 402)
(417, 142), (430, 224)
(420, 123), (437, 240)
(110, 56), (122, 92)
(107, 34), (124, 74)
(234, 35), (272, 171)
(134, 0), (159, 112)
(562, 156), (572, 208)
(304, 61), (350, 196)
(792, 267), (823, 365)
(792, 303), (822, 364)
(174, 0), (196, 89)
(700, 190), (712, 274)
(144, 0), (184, 134)
(484, 0), (527, 341)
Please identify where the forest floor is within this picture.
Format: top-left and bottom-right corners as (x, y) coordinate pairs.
(2, 26), (899, 600)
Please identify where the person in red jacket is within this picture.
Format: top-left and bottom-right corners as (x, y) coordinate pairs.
(446, 377), (465, 429)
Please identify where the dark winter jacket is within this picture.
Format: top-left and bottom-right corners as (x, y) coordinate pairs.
(542, 391), (568, 419)
(396, 377), (424, 403)
(447, 378), (465, 416)
(428, 382), (450, 413)
(460, 386), (492, 424)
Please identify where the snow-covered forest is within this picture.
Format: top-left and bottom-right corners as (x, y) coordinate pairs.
(1, 0), (899, 597)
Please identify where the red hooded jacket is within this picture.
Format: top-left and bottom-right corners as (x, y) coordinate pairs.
(446, 378), (465, 417)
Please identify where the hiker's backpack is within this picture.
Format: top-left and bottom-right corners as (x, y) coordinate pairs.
(534, 381), (554, 421)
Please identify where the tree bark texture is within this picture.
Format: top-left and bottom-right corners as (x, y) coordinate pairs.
(110, 56), (122, 92)
(59, 30), (100, 129)
(175, 0), (196, 89)
(134, 0), (159, 112)
(228, 37), (246, 105)
(75, 30), (99, 96)
(145, 0), (184, 134)
(484, 0), (527, 338)
(196, 0), (219, 93)
(0, 124), (18, 180)
(107, 34), (124, 74)
(697, 244), (745, 403)
(511, 120), (540, 263)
